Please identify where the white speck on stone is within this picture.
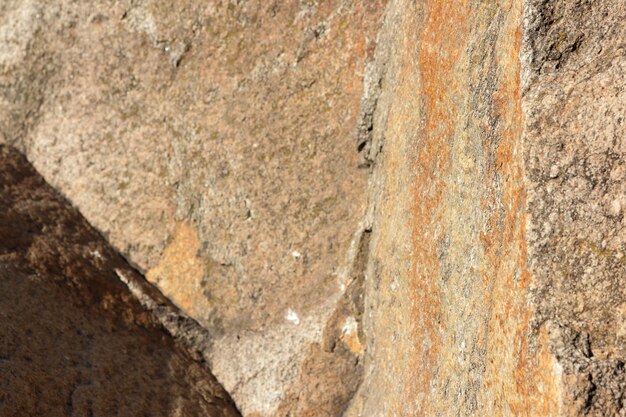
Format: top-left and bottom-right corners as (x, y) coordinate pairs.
(549, 164), (560, 178)
(285, 309), (300, 325)
(339, 283), (346, 292)
(609, 199), (622, 217)
(90, 249), (103, 260)
(291, 250), (301, 259)
(342, 316), (358, 336)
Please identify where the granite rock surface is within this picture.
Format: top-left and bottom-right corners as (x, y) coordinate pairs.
(347, 0), (625, 416)
(1, 0), (624, 416)
(0, 1), (386, 414)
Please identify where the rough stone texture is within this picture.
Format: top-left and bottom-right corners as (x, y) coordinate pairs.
(347, 1), (555, 415)
(1, 0), (624, 415)
(523, 0), (626, 415)
(0, 145), (240, 417)
(347, 0), (625, 416)
(0, 0), (387, 414)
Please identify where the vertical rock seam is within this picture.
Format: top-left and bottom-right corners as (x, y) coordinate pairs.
(0, 2), (390, 413)
(0, 0), (623, 415)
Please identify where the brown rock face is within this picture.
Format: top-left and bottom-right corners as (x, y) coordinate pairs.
(347, 1), (550, 414)
(1, 0), (624, 416)
(0, 145), (240, 416)
(0, 0), (386, 414)
(523, 0), (626, 414)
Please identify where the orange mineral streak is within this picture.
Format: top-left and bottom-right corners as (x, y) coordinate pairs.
(477, 2), (530, 414)
(404, 0), (560, 415)
(480, 3), (560, 415)
(406, 0), (470, 415)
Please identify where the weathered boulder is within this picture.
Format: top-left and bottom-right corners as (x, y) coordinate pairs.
(1, 0), (624, 415)
(523, 1), (626, 414)
(346, 1), (546, 414)
(0, 0), (387, 414)
(0, 145), (240, 416)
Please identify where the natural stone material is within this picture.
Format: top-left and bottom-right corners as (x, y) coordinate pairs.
(1, 0), (624, 415)
(347, 1), (550, 414)
(0, 0), (387, 414)
(347, 0), (625, 416)
(0, 145), (240, 417)
(523, 1), (626, 414)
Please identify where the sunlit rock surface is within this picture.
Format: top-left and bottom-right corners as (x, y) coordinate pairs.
(1, 0), (624, 415)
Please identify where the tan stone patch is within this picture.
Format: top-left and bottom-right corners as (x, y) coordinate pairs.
(147, 222), (210, 319)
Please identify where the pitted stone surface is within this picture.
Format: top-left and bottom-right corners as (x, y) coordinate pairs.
(1, 0), (624, 416)
(524, 1), (626, 415)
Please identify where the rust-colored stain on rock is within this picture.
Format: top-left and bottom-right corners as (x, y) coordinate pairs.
(396, 0), (561, 415)
(147, 223), (209, 319)
(406, 0), (467, 412)
(2, 0), (623, 415)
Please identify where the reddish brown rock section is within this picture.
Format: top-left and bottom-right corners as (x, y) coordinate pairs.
(0, 145), (240, 417)
(346, 1), (556, 415)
